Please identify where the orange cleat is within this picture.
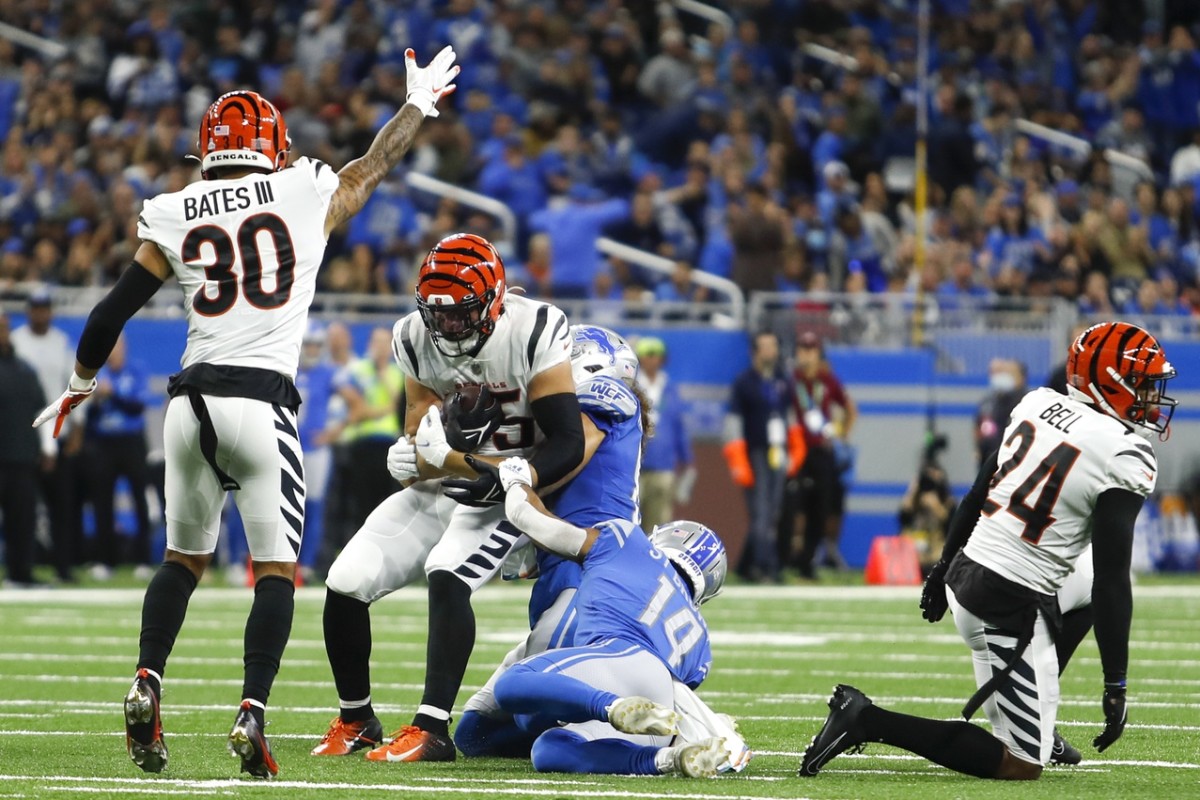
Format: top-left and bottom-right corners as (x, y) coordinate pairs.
(365, 725), (456, 762)
(311, 715), (384, 756)
(124, 669), (168, 773)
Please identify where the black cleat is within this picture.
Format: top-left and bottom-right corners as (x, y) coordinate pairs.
(124, 669), (168, 773)
(1050, 727), (1082, 765)
(228, 701), (279, 778)
(799, 684), (872, 776)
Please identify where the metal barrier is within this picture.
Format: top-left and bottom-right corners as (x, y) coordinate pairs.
(671, 0), (735, 35)
(1014, 118), (1155, 183)
(595, 237), (744, 324)
(404, 172), (518, 244)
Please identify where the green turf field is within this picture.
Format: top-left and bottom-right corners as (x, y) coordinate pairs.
(0, 580), (1196, 799)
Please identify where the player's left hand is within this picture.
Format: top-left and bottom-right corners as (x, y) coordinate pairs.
(386, 436), (419, 483)
(919, 559), (950, 623)
(415, 405), (452, 468)
(443, 455), (503, 507)
(496, 457), (532, 491)
(405, 46), (460, 118)
(33, 373), (97, 438)
(1093, 683), (1127, 752)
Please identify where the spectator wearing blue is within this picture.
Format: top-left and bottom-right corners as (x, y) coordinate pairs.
(830, 203), (887, 293)
(529, 183), (630, 299)
(983, 194), (1045, 286)
(295, 322), (339, 579)
(85, 333), (152, 575)
(937, 253), (992, 305)
(478, 135), (547, 225)
(811, 106), (848, 187)
(816, 161), (856, 227)
(634, 337), (695, 534)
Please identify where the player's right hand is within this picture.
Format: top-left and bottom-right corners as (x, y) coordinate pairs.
(415, 405), (452, 468)
(1093, 683), (1127, 752)
(387, 436), (419, 483)
(32, 373), (97, 438)
(497, 457), (532, 492)
(404, 46), (459, 118)
(919, 559), (950, 623)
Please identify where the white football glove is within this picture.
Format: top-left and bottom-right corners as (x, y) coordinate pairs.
(498, 457), (533, 492)
(405, 46), (460, 118)
(387, 436), (419, 483)
(32, 372), (97, 438)
(415, 405), (452, 469)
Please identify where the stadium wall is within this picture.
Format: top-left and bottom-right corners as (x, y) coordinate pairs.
(21, 315), (1200, 570)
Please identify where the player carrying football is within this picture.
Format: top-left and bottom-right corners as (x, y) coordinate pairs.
(800, 321), (1176, 780)
(312, 234), (586, 762)
(32, 47), (460, 778)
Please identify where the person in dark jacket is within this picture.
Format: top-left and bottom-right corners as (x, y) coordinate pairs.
(0, 310), (55, 586)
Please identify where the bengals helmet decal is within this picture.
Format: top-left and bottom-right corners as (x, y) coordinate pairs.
(197, 90), (290, 179)
(1067, 321), (1177, 438)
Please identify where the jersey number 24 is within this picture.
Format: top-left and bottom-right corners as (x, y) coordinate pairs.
(982, 420), (1082, 544)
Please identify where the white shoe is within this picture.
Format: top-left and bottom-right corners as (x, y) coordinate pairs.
(89, 564), (113, 582)
(661, 737), (727, 778)
(606, 696), (679, 736)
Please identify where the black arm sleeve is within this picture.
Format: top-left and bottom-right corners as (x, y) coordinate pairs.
(939, 449), (999, 565)
(1091, 488), (1142, 685)
(528, 391), (585, 489)
(76, 262), (164, 370)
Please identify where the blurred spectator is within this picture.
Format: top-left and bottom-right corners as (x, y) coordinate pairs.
(723, 331), (804, 583)
(785, 332), (856, 578)
(637, 28), (695, 108)
(0, 310), (55, 586)
(338, 327), (404, 536)
(729, 183), (789, 295)
(295, 322), (338, 581)
(11, 290), (81, 583)
(1095, 197), (1153, 287)
(529, 185), (629, 299)
(84, 334), (152, 577)
(975, 358), (1028, 467)
(634, 337), (695, 534)
(898, 435), (954, 574)
(1169, 129), (1200, 187)
(318, 321), (357, 576)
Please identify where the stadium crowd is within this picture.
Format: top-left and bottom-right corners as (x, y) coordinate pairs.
(1, 0), (1200, 319)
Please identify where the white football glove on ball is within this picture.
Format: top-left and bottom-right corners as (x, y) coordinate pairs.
(415, 405), (452, 468)
(387, 436), (419, 483)
(32, 372), (97, 438)
(405, 46), (460, 118)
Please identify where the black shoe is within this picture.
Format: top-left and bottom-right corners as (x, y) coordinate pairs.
(1050, 727), (1082, 765)
(799, 684), (872, 776)
(228, 701), (279, 778)
(124, 669), (168, 773)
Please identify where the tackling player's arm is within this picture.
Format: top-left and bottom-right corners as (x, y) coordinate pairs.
(33, 241), (172, 436)
(473, 456), (598, 560)
(323, 47), (459, 238)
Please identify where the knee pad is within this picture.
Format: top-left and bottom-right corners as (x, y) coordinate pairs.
(325, 545), (383, 603)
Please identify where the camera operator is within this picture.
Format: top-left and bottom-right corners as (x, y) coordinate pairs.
(899, 432), (956, 575)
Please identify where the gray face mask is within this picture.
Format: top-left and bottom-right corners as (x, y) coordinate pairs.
(990, 372), (1017, 392)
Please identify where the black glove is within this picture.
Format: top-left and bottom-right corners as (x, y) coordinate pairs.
(1093, 683), (1127, 752)
(442, 455), (503, 507)
(444, 385), (504, 453)
(919, 559), (950, 623)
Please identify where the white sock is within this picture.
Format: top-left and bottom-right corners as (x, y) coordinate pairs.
(340, 695), (372, 710)
(654, 746), (677, 774)
(416, 704), (451, 721)
(241, 698), (266, 711)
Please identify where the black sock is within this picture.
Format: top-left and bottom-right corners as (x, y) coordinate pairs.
(861, 705), (1006, 778)
(138, 562), (199, 680)
(242, 575), (295, 708)
(413, 571), (475, 736)
(1056, 607), (1093, 673)
(324, 588), (375, 723)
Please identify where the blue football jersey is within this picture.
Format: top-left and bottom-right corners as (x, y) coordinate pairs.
(572, 519), (712, 688)
(550, 375), (643, 528)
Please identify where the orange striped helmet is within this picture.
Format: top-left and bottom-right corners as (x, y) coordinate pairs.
(1067, 321), (1177, 437)
(416, 233), (506, 358)
(197, 90), (290, 179)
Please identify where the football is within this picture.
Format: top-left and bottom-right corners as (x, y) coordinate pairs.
(444, 384), (504, 452)
(453, 383), (483, 413)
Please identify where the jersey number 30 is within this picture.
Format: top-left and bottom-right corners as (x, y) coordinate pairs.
(183, 213), (296, 316)
(982, 420), (1082, 544)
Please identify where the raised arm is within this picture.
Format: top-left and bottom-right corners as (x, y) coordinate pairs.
(324, 47), (459, 237)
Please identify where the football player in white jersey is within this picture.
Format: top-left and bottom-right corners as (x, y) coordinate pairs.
(800, 321), (1177, 781)
(32, 48), (461, 778)
(312, 233), (586, 762)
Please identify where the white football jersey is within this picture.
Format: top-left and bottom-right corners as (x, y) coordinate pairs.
(964, 387), (1156, 595)
(137, 157), (339, 379)
(392, 294), (570, 458)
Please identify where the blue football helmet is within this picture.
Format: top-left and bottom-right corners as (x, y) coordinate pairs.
(649, 520), (728, 605)
(568, 325), (639, 387)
